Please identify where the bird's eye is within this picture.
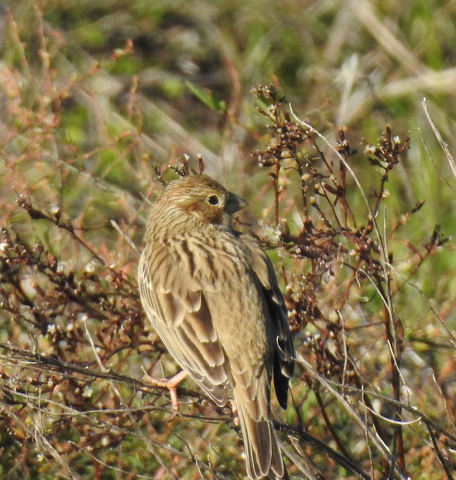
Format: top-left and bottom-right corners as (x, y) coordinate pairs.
(207, 194), (220, 206)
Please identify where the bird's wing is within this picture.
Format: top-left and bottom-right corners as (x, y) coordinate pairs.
(240, 233), (295, 409)
(138, 241), (229, 406)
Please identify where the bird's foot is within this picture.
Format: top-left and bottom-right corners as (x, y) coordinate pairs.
(142, 369), (188, 410)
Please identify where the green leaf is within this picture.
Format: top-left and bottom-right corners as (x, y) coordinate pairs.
(185, 81), (227, 112)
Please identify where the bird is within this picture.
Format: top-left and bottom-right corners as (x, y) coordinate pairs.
(138, 174), (295, 479)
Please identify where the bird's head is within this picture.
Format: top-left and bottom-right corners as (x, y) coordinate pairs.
(159, 175), (247, 227)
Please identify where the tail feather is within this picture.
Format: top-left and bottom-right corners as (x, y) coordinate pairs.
(235, 394), (284, 479)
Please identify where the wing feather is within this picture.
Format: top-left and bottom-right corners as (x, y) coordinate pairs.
(240, 233), (295, 409)
(138, 242), (229, 406)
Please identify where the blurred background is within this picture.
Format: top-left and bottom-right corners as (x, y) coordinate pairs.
(1, 1), (455, 479)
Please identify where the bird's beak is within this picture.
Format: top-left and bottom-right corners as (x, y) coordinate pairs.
(226, 192), (248, 213)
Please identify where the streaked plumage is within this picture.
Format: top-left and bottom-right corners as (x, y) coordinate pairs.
(138, 175), (294, 479)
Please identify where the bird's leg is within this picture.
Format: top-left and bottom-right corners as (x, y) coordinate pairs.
(229, 398), (240, 427)
(142, 369), (188, 410)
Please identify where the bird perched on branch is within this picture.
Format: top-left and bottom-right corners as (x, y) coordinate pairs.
(138, 174), (294, 479)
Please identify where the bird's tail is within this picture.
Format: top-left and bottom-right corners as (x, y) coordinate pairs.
(234, 390), (285, 480)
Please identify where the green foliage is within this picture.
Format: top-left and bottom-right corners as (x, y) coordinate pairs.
(186, 81), (227, 112)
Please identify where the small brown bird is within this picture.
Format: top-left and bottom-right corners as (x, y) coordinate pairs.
(138, 175), (294, 479)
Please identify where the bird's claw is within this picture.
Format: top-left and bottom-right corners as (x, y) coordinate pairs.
(142, 369), (188, 411)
